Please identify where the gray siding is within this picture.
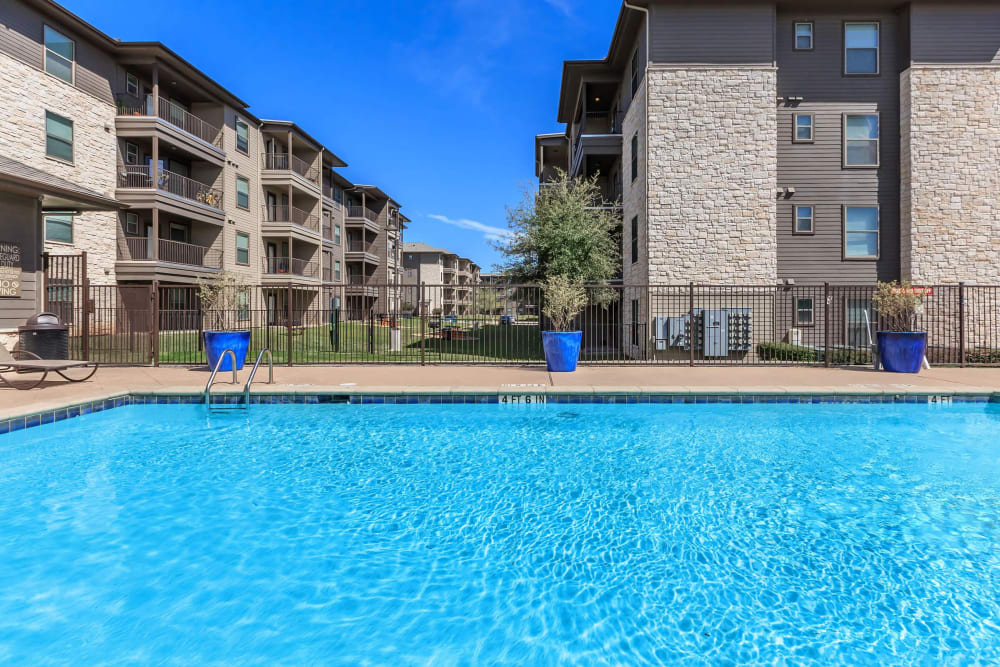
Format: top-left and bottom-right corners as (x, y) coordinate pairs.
(648, 3), (774, 64)
(776, 10), (901, 284)
(0, 0), (115, 104)
(910, 3), (1000, 64)
(0, 193), (43, 330)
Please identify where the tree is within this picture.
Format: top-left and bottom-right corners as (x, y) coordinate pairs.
(493, 169), (621, 284)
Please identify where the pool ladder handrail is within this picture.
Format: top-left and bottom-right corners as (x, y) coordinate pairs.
(204, 349), (238, 404)
(244, 348), (273, 404)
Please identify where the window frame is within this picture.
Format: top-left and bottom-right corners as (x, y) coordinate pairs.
(792, 113), (814, 143)
(235, 118), (249, 155)
(842, 113), (880, 168)
(630, 215), (639, 264)
(235, 175), (250, 209)
(44, 212), (74, 244)
(43, 25), (75, 84)
(793, 205), (815, 235)
(235, 231), (250, 266)
(334, 224), (342, 245)
(630, 133), (638, 182)
(630, 48), (640, 98)
(125, 212), (139, 235)
(126, 72), (139, 97)
(843, 21), (880, 76)
(44, 110), (74, 163)
(334, 260), (342, 282)
(795, 297), (815, 327)
(793, 21), (814, 51)
(125, 141), (139, 165)
(842, 204), (880, 261)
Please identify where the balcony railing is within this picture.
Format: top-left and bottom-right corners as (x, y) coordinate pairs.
(322, 224), (333, 239)
(261, 153), (320, 184)
(261, 204), (320, 233)
(323, 268), (333, 282)
(347, 239), (375, 254)
(118, 237), (222, 269)
(346, 205), (380, 223)
(114, 94), (223, 148)
(117, 165), (224, 210)
(263, 256), (318, 278)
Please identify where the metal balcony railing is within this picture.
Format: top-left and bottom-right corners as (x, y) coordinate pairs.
(261, 204), (320, 233)
(346, 205), (380, 223)
(347, 239), (375, 254)
(261, 153), (320, 184)
(263, 256), (318, 278)
(117, 165), (224, 210)
(118, 237), (222, 268)
(114, 94), (223, 148)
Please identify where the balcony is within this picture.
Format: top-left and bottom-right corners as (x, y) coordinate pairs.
(346, 205), (380, 223)
(261, 204), (321, 235)
(116, 237), (222, 282)
(345, 273), (378, 295)
(261, 153), (320, 189)
(262, 256), (319, 280)
(116, 165), (225, 224)
(115, 95), (224, 165)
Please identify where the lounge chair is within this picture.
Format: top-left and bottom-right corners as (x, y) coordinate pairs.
(0, 346), (99, 390)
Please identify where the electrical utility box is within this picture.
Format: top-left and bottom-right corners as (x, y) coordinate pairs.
(702, 309), (729, 357)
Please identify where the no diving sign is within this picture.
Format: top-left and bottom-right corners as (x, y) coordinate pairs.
(0, 242), (22, 298)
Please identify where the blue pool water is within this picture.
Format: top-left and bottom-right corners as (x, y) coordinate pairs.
(2, 403), (1000, 665)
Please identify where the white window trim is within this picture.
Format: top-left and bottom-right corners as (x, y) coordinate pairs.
(842, 113), (880, 168)
(795, 297), (815, 327)
(235, 175), (250, 209)
(842, 204), (880, 261)
(844, 21), (880, 76)
(794, 205), (815, 235)
(126, 72), (139, 97)
(794, 22), (814, 51)
(235, 232), (250, 266)
(235, 118), (249, 155)
(125, 212), (139, 235)
(44, 110), (74, 164)
(43, 25), (75, 85)
(125, 141), (139, 165)
(792, 113), (814, 143)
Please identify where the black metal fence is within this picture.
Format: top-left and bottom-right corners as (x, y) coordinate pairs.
(38, 280), (1000, 367)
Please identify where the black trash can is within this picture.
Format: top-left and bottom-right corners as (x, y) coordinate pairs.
(19, 312), (69, 360)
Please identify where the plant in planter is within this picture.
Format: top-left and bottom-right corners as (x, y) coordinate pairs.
(540, 275), (588, 372)
(198, 271), (252, 371)
(871, 281), (927, 373)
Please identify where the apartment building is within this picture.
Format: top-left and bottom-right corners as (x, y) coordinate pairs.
(401, 243), (481, 316)
(0, 0), (407, 339)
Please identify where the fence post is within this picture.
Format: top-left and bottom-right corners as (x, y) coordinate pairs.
(80, 251), (90, 362)
(688, 282), (695, 367)
(286, 284), (293, 367)
(824, 282), (831, 368)
(419, 282), (426, 366)
(151, 281), (160, 366)
(958, 282), (966, 368)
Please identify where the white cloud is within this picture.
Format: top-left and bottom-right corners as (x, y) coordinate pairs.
(427, 214), (512, 242)
(542, 0), (574, 18)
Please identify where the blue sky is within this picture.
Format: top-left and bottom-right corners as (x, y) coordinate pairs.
(63, 0), (621, 270)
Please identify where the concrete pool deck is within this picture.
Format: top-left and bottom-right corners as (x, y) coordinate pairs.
(3, 364), (1000, 421)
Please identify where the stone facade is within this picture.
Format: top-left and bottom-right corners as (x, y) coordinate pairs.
(645, 65), (778, 284)
(901, 66), (1000, 284)
(0, 52), (118, 286)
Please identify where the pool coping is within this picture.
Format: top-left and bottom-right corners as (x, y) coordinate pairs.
(1, 386), (997, 435)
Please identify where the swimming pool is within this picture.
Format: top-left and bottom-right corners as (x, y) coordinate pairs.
(2, 402), (999, 664)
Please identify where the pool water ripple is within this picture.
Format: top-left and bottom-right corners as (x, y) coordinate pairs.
(1, 403), (999, 664)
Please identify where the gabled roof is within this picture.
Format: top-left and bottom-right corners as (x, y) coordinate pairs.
(260, 120), (346, 165)
(0, 154), (122, 211)
(403, 242), (449, 254)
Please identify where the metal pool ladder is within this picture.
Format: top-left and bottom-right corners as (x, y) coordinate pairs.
(243, 348), (273, 405)
(204, 349), (238, 405)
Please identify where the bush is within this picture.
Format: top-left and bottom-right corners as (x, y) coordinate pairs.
(829, 348), (872, 365)
(757, 342), (818, 362)
(967, 349), (1000, 365)
(541, 275), (587, 332)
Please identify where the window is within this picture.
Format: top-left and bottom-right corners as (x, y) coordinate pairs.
(45, 111), (73, 162)
(168, 222), (189, 243)
(237, 291), (250, 321)
(235, 232), (250, 265)
(125, 212), (139, 235)
(845, 22), (879, 74)
(126, 72), (139, 96)
(236, 176), (250, 209)
(45, 213), (73, 243)
(843, 206), (879, 259)
(125, 141), (139, 165)
(630, 215), (639, 264)
(631, 133), (638, 182)
(794, 205), (814, 234)
(43, 26), (74, 83)
(793, 113), (814, 142)
(795, 298), (814, 326)
(794, 22), (814, 50)
(843, 114), (879, 167)
(235, 119), (249, 154)
(630, 48), (640, 98)
(334, 260), (342, 281)
(334, 224), (342, 245)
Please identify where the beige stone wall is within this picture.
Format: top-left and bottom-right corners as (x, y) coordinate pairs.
(645, 65), (778, 284)
(0, 53), (118, 285)
(901, 66), (1000, 284)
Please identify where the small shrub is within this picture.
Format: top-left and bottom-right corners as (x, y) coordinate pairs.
(757, 342), (818, 362)
(829, 348), (873, 365)
(967, 349), (1000, 365)
(872, 281), (923, 332)
(198, 271), (250, 332)
(541, 274), (587, 332)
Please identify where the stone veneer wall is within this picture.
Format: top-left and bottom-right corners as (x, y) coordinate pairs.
(901, 66), (1000, 284)
(645, 66), (777, 284)
(0, 53), (118, 287)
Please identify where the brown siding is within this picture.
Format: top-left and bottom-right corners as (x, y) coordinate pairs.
(910, 3), (1000, 64)
(776, 10), (901, 284)
(0, 193), (43, 330)
(648, 3), (774, 64)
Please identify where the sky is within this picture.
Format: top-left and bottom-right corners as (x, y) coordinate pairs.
(62, 0), (622, 271)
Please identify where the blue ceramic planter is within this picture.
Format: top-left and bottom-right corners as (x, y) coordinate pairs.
(877, 331), (926, 373)
(203, 330), (251, 371)
(542, 331), (583, 372)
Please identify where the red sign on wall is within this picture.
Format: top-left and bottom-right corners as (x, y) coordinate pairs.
(890, 286), (934, 296)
